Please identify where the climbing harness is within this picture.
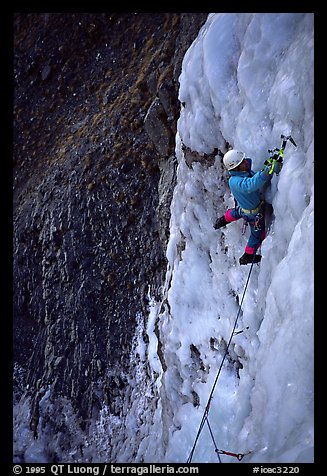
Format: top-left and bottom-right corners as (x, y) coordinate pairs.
(186, 253), (258, 463)
(240, 200), (265, 234)
(240, 200), (264, 216)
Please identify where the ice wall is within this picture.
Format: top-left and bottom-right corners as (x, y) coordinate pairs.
(144, 13), (314, 464)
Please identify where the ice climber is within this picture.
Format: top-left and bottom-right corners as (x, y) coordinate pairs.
(214, 149), (282, 265)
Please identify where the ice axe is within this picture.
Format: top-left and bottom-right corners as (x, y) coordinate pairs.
(265, 134), (297, 174)
(281, 134), (297, 149)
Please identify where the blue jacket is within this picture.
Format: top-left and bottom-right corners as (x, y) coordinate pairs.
(228, 159), (270, 210)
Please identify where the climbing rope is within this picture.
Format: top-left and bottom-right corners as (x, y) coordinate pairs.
(206, 418), (221, 462)
(186, 253), (257, 463)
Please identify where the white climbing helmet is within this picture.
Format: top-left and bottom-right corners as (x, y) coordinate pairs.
(223, 149), (245, 170)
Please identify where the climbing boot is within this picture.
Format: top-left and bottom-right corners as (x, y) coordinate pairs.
(214, 216), (228, 229)
(239, 252), (262, 265)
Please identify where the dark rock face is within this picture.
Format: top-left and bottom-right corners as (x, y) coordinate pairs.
(13, 12), (207, 459)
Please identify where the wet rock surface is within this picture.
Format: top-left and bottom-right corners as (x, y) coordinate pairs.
(13, 12), (207, 443)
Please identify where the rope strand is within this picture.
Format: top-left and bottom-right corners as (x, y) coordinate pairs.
(206, 418), (222, 463)
(187, 254), (257, 463)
